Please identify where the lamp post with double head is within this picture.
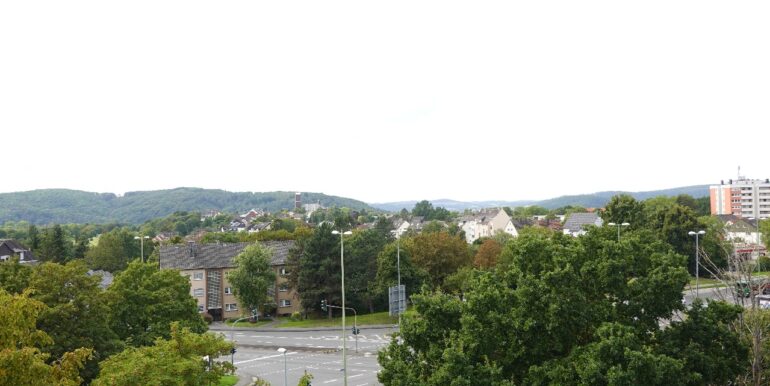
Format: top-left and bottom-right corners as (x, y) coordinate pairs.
(331, 229), (352, 386)
(134, 235), (149, 263)
(607, 222), (630, 242)
(688, 230), (706, 298)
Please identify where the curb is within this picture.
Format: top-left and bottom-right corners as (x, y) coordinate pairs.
(234, 343), (342, 353)
(210, 324), (397, 333)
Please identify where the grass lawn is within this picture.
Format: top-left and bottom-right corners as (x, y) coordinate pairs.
(216, 375), (238, 386)
(687, 277), (722, 287)
(225, 319), (273, 328)
(276, 310), (402, 328)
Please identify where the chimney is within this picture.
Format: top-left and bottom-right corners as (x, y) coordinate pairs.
(187, 241), (196, 258)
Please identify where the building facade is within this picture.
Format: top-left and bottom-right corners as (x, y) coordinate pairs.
(458, 209), (518, 243)
(159, 241), (299, 321)
(0, 239), (35, 263)
(710, 177), (770, 219)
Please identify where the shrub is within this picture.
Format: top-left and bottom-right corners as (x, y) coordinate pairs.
(759, 256), (770, 271)
(262, 302), (277, 317)
(202, 312), (213, 324)
(290, 311), (302, 321)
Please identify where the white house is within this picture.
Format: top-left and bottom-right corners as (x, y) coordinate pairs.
(458, 209), (518, 244)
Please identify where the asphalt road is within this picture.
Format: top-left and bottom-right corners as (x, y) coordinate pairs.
(225, 328), (396, 354)
(217, 327), (396, 385)
(229, 345), (383, 385)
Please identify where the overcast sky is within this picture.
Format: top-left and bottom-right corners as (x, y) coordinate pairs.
(1, 1), (768, 203)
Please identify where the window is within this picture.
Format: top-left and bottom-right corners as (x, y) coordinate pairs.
(193, 288), (204, 297)
(198, 305), (204, 312)
(280, 267), (289, 276)
(225, 287), (232, 295)
(279, 283), (289, 292)
(225, 303), (238, 311)
(280, 299), (292, 307)
(193, 272), (204, 281)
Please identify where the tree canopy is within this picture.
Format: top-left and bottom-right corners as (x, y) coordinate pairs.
(106, 261), (206, 346)
(28, 261), (122, 382)
(378, 229), (745, 385)
(0, 290), (92, 386)
(227, 243), (277, 316)
(92, 323), (234, 386)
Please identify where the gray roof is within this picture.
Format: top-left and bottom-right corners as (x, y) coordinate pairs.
(0, 239), (36, 261)
(159, 240), (294, 270)
(563, 213), (602, 232)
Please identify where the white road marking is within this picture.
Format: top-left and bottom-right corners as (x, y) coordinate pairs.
(234, 351), (296, 365)
(323, 379), (338, 384)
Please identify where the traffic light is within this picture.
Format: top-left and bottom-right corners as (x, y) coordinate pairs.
(320, 299), (327, 311)
(231, 348), (236, 354)
(352, 327), (360, 335)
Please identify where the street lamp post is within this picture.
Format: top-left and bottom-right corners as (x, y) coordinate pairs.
(331, 229), (352, 386)
(688, 230), (706, 298)
(134, 235), (149, 263)
(397, 235), (402, 328)
(607, 222), (630, 242)
(277, 348), (288, 386)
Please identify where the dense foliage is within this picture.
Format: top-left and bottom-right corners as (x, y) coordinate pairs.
(106, 261), (207, 347)
(92, 323), (233, 386)
(28, 261), (123, 381)
(378, 229), (746, 385)
(0, 290), (93, 386)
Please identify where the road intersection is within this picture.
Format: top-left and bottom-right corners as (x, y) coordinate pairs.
(212, 325), (396, 385)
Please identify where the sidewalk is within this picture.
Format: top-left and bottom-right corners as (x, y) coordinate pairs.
(208, 321), (397, 333)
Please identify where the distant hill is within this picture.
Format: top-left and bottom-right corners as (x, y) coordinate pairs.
(0, 188), (377, 225)
(370, 185), (710, 212)
(371, 199), (536, 213)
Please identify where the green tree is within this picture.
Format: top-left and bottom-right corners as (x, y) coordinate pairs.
(226, 243), (277, 317)
(92, 323), (234, 386)
(294, 223), (341, 317)
(378, 228), (744, 385)
(27, 224), (40, 250)
(86, 227), (141, 272)
(411, 200), (434, 218)
(106, 261), (206, 346)
(602, 194), (645, 227)
(345, 229), (389, 313)
(403, 231), (471, 289)
(656, 299), (746, 385)
(28, 261), (123, 382)
(374, 241), (425, 306)
(0, 256), (32, 294)
(38, 224), (68, 263)
(0, 290), (92, 386)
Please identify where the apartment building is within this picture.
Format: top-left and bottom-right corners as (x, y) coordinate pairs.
(159, 240), (298, 321)
(710, 176), (770, 219)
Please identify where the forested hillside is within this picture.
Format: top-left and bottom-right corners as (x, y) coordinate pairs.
(0, 188), (375, 224)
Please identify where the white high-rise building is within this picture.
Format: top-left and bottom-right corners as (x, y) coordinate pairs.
(710, 175), (770, 219)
